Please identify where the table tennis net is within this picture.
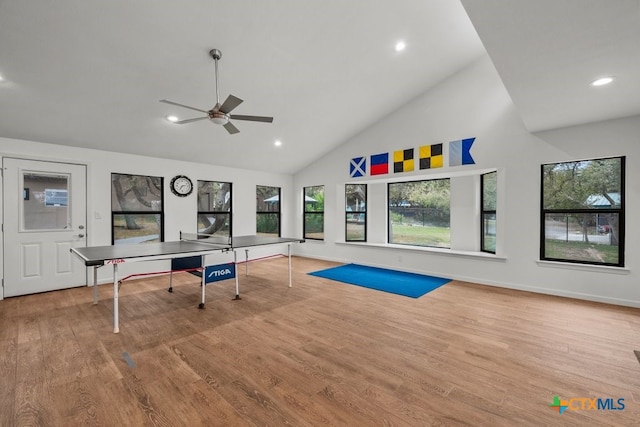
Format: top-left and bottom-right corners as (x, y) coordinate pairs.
(179, 232), (232, 247)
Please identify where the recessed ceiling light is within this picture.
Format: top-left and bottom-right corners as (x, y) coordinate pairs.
(395, 41), (406, 52)
(166, 115), (179, 123)
(274, 140), (282, 147)
(590, 76), (615, 87)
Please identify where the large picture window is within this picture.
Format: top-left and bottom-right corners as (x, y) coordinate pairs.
(345, 184), (366, 242)
(198, 181), (231, 237)
(303, 185), (324, 240)
(541, 156), (624, 266)
(388, 179), (450, 248)
(481, 171), (497, 253)
(111, 173), (163, 245)
(256, 185), (280, 236)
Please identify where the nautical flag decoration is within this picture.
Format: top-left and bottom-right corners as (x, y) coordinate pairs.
(349, 156), (366, 178)
(370, 153), (389, 175)
(449, 137), (475, 166)
(204, 263), (236, 283)
(393, 148), (414, 173)
(419, 143), (443, 169)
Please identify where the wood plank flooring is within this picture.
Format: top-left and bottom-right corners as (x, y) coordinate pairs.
(1, 256), (639, 426)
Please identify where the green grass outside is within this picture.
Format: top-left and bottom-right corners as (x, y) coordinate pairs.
(390, 223), (450, 247)
(545, 239), (618, 264)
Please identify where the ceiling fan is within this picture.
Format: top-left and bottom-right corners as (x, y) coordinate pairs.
(160, 49), (273, 134)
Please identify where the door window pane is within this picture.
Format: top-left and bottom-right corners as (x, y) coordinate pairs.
(23, 172), (70, 230)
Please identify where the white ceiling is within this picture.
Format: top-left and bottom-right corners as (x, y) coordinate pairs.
(0, 1), (638, 175)
(461, 0), (640, 133)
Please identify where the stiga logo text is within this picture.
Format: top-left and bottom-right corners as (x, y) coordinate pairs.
(549, 396), (625, 414)
(204, 263), (235, 283)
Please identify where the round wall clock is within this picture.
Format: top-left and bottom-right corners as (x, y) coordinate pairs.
(170, 175), (193, 197)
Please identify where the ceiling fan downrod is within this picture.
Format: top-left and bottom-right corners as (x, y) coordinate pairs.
(210, 49), (222, 107)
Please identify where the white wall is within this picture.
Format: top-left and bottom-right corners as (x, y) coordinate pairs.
(0, 137), (295, 292)
(293, 54), (640, 308)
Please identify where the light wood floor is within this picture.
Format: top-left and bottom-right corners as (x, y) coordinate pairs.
(1, 256), (639, 426)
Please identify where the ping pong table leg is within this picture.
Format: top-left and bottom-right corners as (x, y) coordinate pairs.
(245, 249), (249, 276)
(288, 244), (292, 288)
(234, 250), (241, 300)
(92, 266), (99, 305)
(113, 264), (119, 334)
(199, 255), (206, 309)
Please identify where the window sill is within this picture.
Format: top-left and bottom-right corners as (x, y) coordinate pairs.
(336, 241), (506, 261)
(536, 260), (630, 274)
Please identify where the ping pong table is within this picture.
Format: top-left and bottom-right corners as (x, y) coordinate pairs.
(71, 233), (304, 333)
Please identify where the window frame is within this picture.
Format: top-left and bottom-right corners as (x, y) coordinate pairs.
(256, 185), (281, 237)
(303, 185), (324, 241)
(110, 173), (164, 245)
(481, 171), (497, 254)
(197, 180), (232, 238)
(540, 156), (625, 267)
(345, 183), (367, 242)
(387, 178), (451, 248)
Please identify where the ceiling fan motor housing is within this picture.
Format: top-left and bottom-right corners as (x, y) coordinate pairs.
(208, 109), (229, 125)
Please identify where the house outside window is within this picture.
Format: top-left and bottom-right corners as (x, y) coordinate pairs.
(541, 156), (624, 266)
(345, 184), (367, 242)
(303, 185), (324, 240)
(257, 185), (281, 236)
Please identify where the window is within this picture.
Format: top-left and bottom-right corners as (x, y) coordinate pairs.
(481, 171), (497, 253)
(345, 184), (366, 241)
(541, 156), (624, 266)
(388, 179), (450, 248)
(303, 185), (324, 240)
(198, 181), (231, 237)
(256, 185), (280, 236)
(111, 173), (163, 245)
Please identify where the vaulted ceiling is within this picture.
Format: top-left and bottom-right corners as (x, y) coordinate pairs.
(0, 1), (638, 174)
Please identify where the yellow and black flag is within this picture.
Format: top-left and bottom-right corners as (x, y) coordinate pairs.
(419, 143), (443, 169)
(393, 148), (414, 173)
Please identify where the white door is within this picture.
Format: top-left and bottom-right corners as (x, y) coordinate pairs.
(3, 158), (87, 297)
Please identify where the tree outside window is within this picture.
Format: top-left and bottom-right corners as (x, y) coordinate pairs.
(257, 185), (280, 236)
(541, 156), (624, 266)
(481, 171), (497, 253)
(111, 173), (163, 245)
(388, 179), (450, 248)
(198, 181), (231, 237)
(345, 184), (366, 241)
(304, 186), (324, 240)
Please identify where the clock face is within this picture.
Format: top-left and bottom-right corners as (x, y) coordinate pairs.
(170, 175), (193, 197)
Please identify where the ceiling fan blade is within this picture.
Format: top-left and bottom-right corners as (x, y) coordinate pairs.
(223, 121), (240, 134)
(159, 99), (208, 114)
(230, 114), (274, 123)
(219, 95), (243, 114)
(174, 117), (209, 124)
